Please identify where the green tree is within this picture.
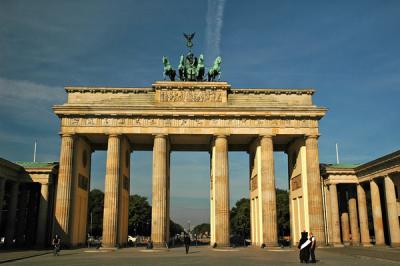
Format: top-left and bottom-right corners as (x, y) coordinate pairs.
(192, 223), (210, 236)
(169, 220), (184, 236)
(128, 194), (152, 236)
(276, 189), (290, 236)
(229, 189), (290, 240)
(230, 198), (250, 238)
(87, 189), (104, 237)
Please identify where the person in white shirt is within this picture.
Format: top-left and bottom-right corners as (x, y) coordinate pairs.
(309, 232), (317, 263)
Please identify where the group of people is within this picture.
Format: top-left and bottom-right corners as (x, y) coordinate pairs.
(298, 231), (317, 263)
(52, 232), (317, 262)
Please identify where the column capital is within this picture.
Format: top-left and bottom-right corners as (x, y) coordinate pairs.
(214, 134), (228, 139)
(60, 133), (75, 138)
(107, 133), (121, 138)
(259, 134), (275, 139)
(153, 134), (167, 138)
(305, 134), (320, 140)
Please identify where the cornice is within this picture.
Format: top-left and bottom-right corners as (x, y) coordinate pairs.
(230, 88), (315, 95)
(65, 87), (154, 94)
(53, 105), (327, 119)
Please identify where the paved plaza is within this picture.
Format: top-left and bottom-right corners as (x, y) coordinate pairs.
(1, 246), (399, 266)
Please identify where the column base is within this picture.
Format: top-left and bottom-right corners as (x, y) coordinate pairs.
(99, 247), (118, 252)
(390, 243), (400, 248)
(360, 243), (373, 247)
(350, 242), (360, 246)
(211, 242), (230, 248)
(264, 242), (279, 248)
(153, 242), (169, 249)
(343, 241), (351, 246)
(330, 243), (344, 247)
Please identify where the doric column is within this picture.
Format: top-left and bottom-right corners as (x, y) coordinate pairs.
(5, 182), (19, 247)
(151, 134), (169, 246)
(54, 133), (75, 245)
(384, 176), (400, 247)
(102, 134), (121, 248)
(214, 135), (230, 247)
(16, 185), (29, 246)
(305, 135), (326, 245)
(370, 179), (385, 245)
(0, 178), (6, 230)
(340, 211), (350, 245)
(260, 135), (277, 246)
(357, 183), (371, 246)
(36, 183), (49, 247)
(348, 187), (360, 245)
(329, 184), (342, 246)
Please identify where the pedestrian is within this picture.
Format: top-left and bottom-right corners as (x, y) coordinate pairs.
(52, 234), (61, 256)
(297, 231), (310, 263)
(184, 233), (191, 254)
(309, 232), (317, 263)
(146, 239), (153, 249)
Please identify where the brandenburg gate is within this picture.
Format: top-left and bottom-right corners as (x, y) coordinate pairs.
(53, 81), (327, 248)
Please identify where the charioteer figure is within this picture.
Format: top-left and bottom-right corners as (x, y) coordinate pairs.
(163, 33), (221, 82)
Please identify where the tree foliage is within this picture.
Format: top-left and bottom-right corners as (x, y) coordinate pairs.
(230, 198), (250, 238)
(170, 220), (184, 236)
(87, 189), (104, 237)
(276, 188), (290, 236)
(128, 194), (152, 236)
(229, 189), (291, 239)
(192, 223), (210, 236)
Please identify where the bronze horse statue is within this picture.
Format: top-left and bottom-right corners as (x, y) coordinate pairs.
(162, 56), (176, 81)
(207, 56), (222, 81)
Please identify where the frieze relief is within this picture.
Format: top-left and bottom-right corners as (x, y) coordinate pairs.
(158, 89), (225, 103)
(62, 117), (318, 128)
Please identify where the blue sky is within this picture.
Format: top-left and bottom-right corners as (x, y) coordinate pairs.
(0, 0), (399, 226)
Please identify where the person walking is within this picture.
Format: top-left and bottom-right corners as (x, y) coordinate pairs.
(52, 235), (61, 256)
(298, 231), (310, 263)
(309, 232), (317, 263)
(184, 234), (191, 254)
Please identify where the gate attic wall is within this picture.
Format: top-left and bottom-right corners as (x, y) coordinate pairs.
(52, 81), (327, 247)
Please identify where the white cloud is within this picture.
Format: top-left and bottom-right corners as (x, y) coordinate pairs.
(0, 78), (65, 103)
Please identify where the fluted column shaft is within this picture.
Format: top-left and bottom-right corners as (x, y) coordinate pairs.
(260, 135), (277, 246)
(151, 135), (169, 246)
(340, 212), (350, 245)
(54, 134), (74, 244)
(370, 179), (385, 245)
(5, 182), (19, 246)
(348, 188), (360, 245)
(305, 135), (326, 245)
(36, 183), (49, 246)
(384, 176), (400, 247)
(329, 184), (342, 245)
(102, 134), (121, 248)
(214, 135), (230, 246)
(357, 184), (371, 246)
(0, 178), (6, 230)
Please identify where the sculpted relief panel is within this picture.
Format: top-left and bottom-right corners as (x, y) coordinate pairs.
(62, 117), (318, 128)
(157, 90), (226, 103)
(158, 89), (225, 103)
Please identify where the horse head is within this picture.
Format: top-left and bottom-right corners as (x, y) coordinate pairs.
(162, 56), (169, 67)
(215, 56), (222, 67)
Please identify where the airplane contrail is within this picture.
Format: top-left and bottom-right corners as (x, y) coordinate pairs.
(205, 0), (226, 64)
